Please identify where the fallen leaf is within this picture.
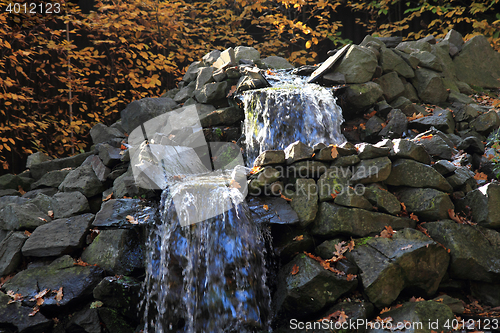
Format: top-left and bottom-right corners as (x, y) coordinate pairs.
(38, 217), (47, 222)
(473, 172), (488, 181)
(293, 235), (304, 241)
(338, 310), (348, 323)
(346, 274), (357, 281)
(30, 289), (49, 302)
(0, 275), (14, 288)
(103, 192), (113, 202)
(54, 287), (63, 303)
(359, 123), (366, 130)
(331, 146), (338, 159)
(47, 210), (54, 218)
(17, 185), (26, 195)
(400, 244), (413, 250)
(400, 202), (407, 211)
(330, 193), (337, 199)
(230, 179), (241, 189)
(380, 307), (391, 314)
(291, 264), (299, 275)
(7, 290), (23, 304)
(364, 110), (377, 119)
(126, 215), (138, 224)
(262, 204), (269, 211)
(419, 134), (434, 140)
(407, 113), (424, 121)
(74, 258), (91, 267)
(29, 306), (39, 316)
(409, 213), (419, 221)
(249, 166), (262, 175)
(280, 192), (292, 202)
(380, 226), (395, 239)
(409, 296), (425, 302)
(24, 230), (31, 236)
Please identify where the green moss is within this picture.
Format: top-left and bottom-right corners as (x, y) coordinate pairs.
(355, 236), (373, 246)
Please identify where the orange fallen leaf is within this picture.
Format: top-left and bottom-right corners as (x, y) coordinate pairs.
(103, 193), (113, 202)
(6, 290), (23, 304)
(47, 210), (54, 218)
(29, 307), (40, 316)
(249, 166), (262, 175)
(409, 296), (425, 302)
(419, 134), (434, 140)
(338, 310), (348, 323)
(262, 204), (269, 211)
(54, 286), (63, 303)
(74, 258), (91, 267)
(126, 215), (138, 224)
(407, 113), (424, 121)
(291, 264), (299, 275)
(17, 185), (26, 195)
(24, 230), (31, 237)
(380, 226), (395, 239)
(280, 192), (292, 201)
(380, 123), (386, 128)
(293, 235), (304, 241)
(400, 244), (413, 250)
(330, 193), (337, 199)
(331, 146), (338, 159)
(473, 172), (488, 181)
(400, 202), (407, 211)
(359, 123), (366, 130)
(409, 213), (419, 221)
(346, 274), (357, 281)
(380, 307), (391, 314)
(364, 110), (377, 119)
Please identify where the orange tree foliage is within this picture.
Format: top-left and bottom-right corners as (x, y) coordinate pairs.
(1, 0), (499, 174)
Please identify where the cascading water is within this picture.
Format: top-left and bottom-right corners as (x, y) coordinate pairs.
(136, 106), (270, 333)
(241, 72), (346, 165)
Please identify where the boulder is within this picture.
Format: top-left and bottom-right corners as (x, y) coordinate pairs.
(0, 291), (52, 333)
(412, 131), (456, 160)
(194, 81), (228, 104)
(2, 255), (103, 308)
(409, 108), (455, 134)
(284, 141), (313, 164)
(0, 202), (51, 231)
(470, 281), (500, 307)
(396, 40), (432, 53)
(334, 45), (378, 83)
(59, 164), (105, 198)
(364, 183), (401, 215)
(461, 182), (500, 228)
(261, 56), (294, 69)
(432, 160), (457, 176)
(30, 152), (93, 181)
(274, 254), (357, 317)
(453, 35), (500, 88)
(343, 82), (384, 115)
(374, 72), (405, 102)
(247, 196), (299, 224)
(0, 195), (28, 210)
(81, 229), (144, 275)
(379, 109), (408, 139)
(0, 231), (28, 276)
(290, 179), (318, 228)
(93, 275), (142, 320)
(65, 307), (102, 333)
(51, 191), (90, 218)
(317, 166), (353, 201)
(346, 228), (449, 308)
(395, 187), (454, 220)
(355, 143), (390, 159)
(311, 202), (416, 238)
(92, 198), (153, 228)
(411, 68), (449, 104)
(26, 151), (52, 169)
(173, 81), (196, 103)
(182, 61), (203, 82)
(212, 47), (236, 69)
(0, 174), (33, 191)
(445, 166), (476, 190)
(425, 220), (500, 283)
(98, 143), (122, 167)
(379, 47), (414, 78)
(90, 123), (125, 145)
(86, 154), (110, 182)
(351, 157), (392, 184)
(390, 139), (431, 164)
(120, 97), (178, 134)
(199, 106), (244, 127)
(469, 110), (500, 135)
(234, 46), (260, 62)
(384, 159), (453, 192)
(410, 50), (442, 71)
(31, 169), (72, 189)
(195, 66), (215, 90)
(21, 213), (94, 257)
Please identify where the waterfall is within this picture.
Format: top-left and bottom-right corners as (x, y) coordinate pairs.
(241, 72), (346, 166)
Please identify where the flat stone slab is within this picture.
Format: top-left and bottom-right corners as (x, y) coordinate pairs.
(307, 44), (350, 83)
(247, 196), (300, 224)
(92, 199), (154, 228)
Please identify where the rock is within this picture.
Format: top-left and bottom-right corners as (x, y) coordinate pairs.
(86, 154), (110, 182)
(199, 106), (244, 127)
(92, 198), (152, 228)
(409, 108), (455, 134)
(445, 166), (475, 190)
(98, 144), (122, 168)
(247, 196), (300, 224)
(425, 220), (500, 283)
(0, 195), (28, 210)
(379, 109), (408, 139)
(453, 35), (500, 88)
(364, 183), (401, 215)
(113, 168), (143, 198)
(286, 161), (328, 179)
(90, 123), (125, 145)
(0, 231), (28, 276)
(433, 160), (457, 175)
(290, 179), (318, 228)
(21, 213), (94, 257)
(51, 191), (90, 218)
(374, 72), (405, 102)
(120, 97), (178, 134)
(31, 169), (71, 189)
(253, 150), (286, 166)
(182, 61), (203, 82)
(3, 255), (103, 307)
(343, 82), (384, 115)
(385, 159), (453, 192)
(26, 151), (52, 169)
(364, 115), (385, 138)
(370, 300), (454, 332)
(470, 281), (500, 307)
(98, 307), (135, 333)
(334, 190), (373, 210)
(234, 46), (260, 62)
(173, 81), (196, 103)
(202, 50), (221, 66)
(93, 275), (141, 319)
(317, 166), (353, 201)
(81, 229), (144, 275)
(444, 29), (464, 49)
(271, 225), (315, 263)
(355, 143), (390, 159)
(261, 56), (294, 69)
(351, 157), (392, 184)
(461, 182), (500, 228)
(274, 254), (357, 317)
(396, 40), (432, 53)
(448, 90), (474, 104)
(375, 36), (403, 47)
(390, 139), (431, 164)
(322, 72), (346, 85)
(195, 66), (215, 90)
(410, 50), (442, 71)
(411, 68), (449, 104)
(412, 131), (455, 160)
(469, 110), (500, 135)
(0, 291), (52, 333)
(0, 202), (51, 231)
(30, 152), (94, 181)
(59, 164), (105, 198)
(346, 228), (449, 308)
(311, 202), (416, 238)
(213, 47), (236, 69)
(403, 81), (420, 103)
(334, 45), (378, 83)
(250, 167), (281, 190)
(379, 48), (414, 78)
(66, 307), (101, 333)
(390, 96), (417, 116)
(284, 141), (313, 164)
(0, 174), (33, 191)
(433, 294), (465, 314)
(395, 187), (454, 220)
(454, 103), (479, 122)
(194, 81), (228, 104)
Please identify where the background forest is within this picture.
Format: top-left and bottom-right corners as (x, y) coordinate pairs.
(1, 0), (499, 175)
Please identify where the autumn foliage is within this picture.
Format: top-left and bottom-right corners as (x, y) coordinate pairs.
(1, 0), (499, 174)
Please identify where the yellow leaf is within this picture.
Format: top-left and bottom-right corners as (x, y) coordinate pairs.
(126, 215), (138, 224)
(305, 40), (312, 49)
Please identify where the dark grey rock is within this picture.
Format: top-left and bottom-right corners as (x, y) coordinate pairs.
(274, 254), (357, 317)
(120, 97), (178, 134)
(379, 47), (414, 78)
(261, 56), (294, 69)
(334, 190), (372, 210)
(199, 106), (244, 127)
(92, 198), (151, 228)
(390, 96), (418, 116)
(0, 231), (28, 276)
(379, 109), (408, 139)
(412, 131), (456, 160)
(376, 36), (403, 47)
(21, 213), (94, 257)
(403, 81), (420, 102)
(113, 168), (143, 198)
(31, 169), (71, 189)
(409, 108), (455, 134)
(98, 143), (122, 167)
(98, 307), (135, 333)
(396, 40), (432, 53)
(194, 81), (228, 104)
(26, 151), (52, 169)
(66, 306), (101, 333)
(202, 50), (221, 66)
(457, 136), (485, 154)
(81, 229), (144, 275)
(446, 167), (476, 190)
(411, 68), (449, 104)
(2, 255), (103, 307)
(390, 138), (431, 164)
(286, 161), (328, 179)
(247, 196), (299, 224)
(410, 50), (442, 71)
(444, 29), (464, 49)
(311, 202), (416, 238)
(364, 115), (385, 138)
(448, 90), (474, 104)
(454, 103), (480, 122)
(395, 187), (454, 220)
(385, 158), (453, 192)
(0, 202), (51, 231)
(364, 183), (401, 215)
(453, 35), (500, 88)
(173, 81), (196, 103)
(51, 191), (90, 218)
(470, 281), (500, 307)
(86, 154), (110, 182)
(351, 157), (392, 184)
(374, 71), (405, 102)
(346, 228), (449, 308)
(59, 164), (105, 198)
(195, 66), (215, 90)
(30, 152), (93, 181)
(0, 174), (33, 191)
(254, 150), (286, 166)
(317, 166), (353, 201)
(432, 160), (457, 175)
(425, 220), (500, 283)
(0, 189), (21, 197)
(0, 195), (28, 210)
(461, 182), (500, 228)
(0, 291), (52, 333)
(284, 141), (313, 164)
(182, 61), (203, 82)
(469, 110), (500, 135)
(343, 82), (384, 114)
(334, 45), (378, 83)
(290, 179), (318, 228)
(90, 123), (125, 145)
(355, 143), (390, 159)
(93, 275), (141, 319)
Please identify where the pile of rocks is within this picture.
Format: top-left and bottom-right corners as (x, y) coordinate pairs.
(0, 30), (499, 332)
